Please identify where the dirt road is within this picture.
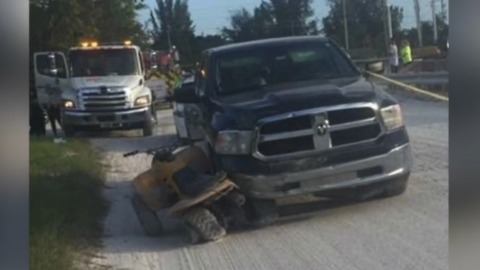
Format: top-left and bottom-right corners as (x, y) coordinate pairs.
(90, 95), (448, 270)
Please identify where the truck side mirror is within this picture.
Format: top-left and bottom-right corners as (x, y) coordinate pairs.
(173, 83), (199, 103)
(47, 52), (58, 77)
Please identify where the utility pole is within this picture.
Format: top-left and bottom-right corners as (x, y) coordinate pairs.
(167, 24), (172, 50)
(413, 0), (423, 46)
(440, 0), (446, 17)
(386, 0), (393, 38)
(342, 0), (349, 50)
(431, 0), (438, 43)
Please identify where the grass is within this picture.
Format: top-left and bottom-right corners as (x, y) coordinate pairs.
(30, 137), (109, 270)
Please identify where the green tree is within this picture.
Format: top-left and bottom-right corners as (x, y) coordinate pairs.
(400, 15), (449, 48)
(29, 0), (149, 53)
(322, 0), (404, 56)
(268, 0), (319, 36)
(150, 0), (196, 64)
(30, 0), (97, 52)
(94, 0), (149, 48)
(221, 0), (319, 42)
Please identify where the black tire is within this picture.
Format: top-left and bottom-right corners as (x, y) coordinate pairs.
(245, 198), (279, 228)
(63, 125), (75, 138)
(142, 120), (154, 137)
(182, 207), (226, 244)
(131, 194), (163, 237)
(378, 174), (409, 198)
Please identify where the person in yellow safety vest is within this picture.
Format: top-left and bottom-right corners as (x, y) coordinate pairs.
(400, 39), (413, 67)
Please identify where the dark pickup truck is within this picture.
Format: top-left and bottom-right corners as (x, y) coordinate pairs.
(173, 36), (413, 225)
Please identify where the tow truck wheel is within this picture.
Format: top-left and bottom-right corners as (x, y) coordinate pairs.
(131, 194), (163, 237)
(63, 125), (75, 138)
(182, 207), (226, 244)
(142, 120), (154, 137)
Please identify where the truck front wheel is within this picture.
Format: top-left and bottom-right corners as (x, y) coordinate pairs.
(142, 120), (154, 137)
(245, 198), (279, 228)
(63, 125), (75, 138)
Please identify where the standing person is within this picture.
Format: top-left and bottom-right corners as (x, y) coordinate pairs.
(30, 87), (46, 136)
(400, 39), (413, 68)
(388, 38), (399, 73)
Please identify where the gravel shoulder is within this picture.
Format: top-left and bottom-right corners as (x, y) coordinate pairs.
(89, 94), (448, 270)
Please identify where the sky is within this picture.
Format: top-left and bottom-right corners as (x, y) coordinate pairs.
(139, 0), (449, 36)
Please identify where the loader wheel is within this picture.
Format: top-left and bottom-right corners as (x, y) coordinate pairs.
(131, 194), (163, 237)
(182, 207), (226, 244)
(245, 198), (279, 228)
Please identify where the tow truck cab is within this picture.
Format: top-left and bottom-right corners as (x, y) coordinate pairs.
(33, 40), (155, 137)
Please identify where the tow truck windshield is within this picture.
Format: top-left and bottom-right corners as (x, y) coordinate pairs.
(70, 48), (139, 77)
(214, 41), (359, 96)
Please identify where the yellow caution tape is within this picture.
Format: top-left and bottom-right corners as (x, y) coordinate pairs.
(366, 71), (449, 102)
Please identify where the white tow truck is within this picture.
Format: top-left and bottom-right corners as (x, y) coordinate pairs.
(33, 40), (156, 137)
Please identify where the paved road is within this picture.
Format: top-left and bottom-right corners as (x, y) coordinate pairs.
(89, 93), (448, 270)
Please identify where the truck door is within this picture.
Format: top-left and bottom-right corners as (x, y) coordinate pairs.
(33, 52), (69, 107)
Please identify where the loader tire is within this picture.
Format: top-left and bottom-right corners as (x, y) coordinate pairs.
(182, 207), (226, 244)
(131, 194), (163, 237)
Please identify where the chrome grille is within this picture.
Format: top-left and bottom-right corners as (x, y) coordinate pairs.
(254, 103), (383, 160)
(78, 86), (128, 111)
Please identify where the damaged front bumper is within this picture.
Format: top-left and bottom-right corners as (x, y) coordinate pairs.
(229, 143), (413, 199)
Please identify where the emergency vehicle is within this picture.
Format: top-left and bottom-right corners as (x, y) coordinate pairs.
(33, 40), (156, 137)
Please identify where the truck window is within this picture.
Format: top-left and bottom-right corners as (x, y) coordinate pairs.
(35, 53), (68, 78)
(195, 53), (209, 97)
(138, 51), (145, 74)
(69, 48), (139, 77)
(214, 41), (359, 96)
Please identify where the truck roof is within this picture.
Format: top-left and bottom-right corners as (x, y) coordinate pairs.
(69, 45), (141, 51)
(207, 35), (329, 55)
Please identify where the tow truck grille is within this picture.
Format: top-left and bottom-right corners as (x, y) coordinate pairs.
(79, 87), (128, 111)
(255, 104), (383, 159)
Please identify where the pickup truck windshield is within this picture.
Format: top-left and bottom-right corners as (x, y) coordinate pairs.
(214, 41), (359, 96)
(70, 48), (139, 77)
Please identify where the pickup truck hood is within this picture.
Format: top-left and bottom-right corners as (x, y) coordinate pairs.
(211, 77), (382, 130)
(70, 75), (142, 89)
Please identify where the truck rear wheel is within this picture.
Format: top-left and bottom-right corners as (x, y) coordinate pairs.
(131, 194), (163, 237)
(181, 207), (226, 244)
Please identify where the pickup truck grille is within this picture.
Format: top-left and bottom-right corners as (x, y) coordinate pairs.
(78, 87), (128, 111)
(255, 103), (383, 160)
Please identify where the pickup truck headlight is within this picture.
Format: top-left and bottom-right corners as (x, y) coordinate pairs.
(135, 95), (150, 106)
(215, 130), (253, 155)
(380, 104), (404, 131)
(63, 100), (75, 109)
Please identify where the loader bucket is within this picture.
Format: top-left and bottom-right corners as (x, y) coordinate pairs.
(167, 178), (238, 217)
